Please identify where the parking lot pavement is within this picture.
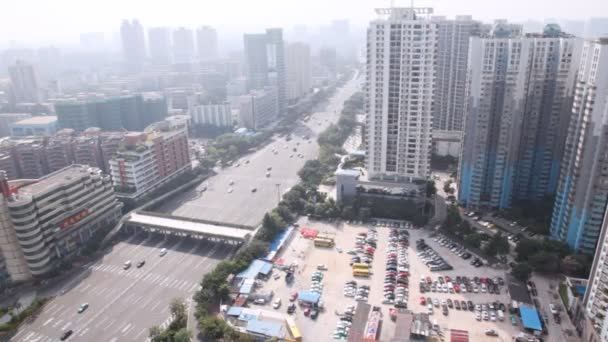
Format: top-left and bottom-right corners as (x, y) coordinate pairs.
(12, 233), (237, 342)
(406, 228), (521, 340)
(155, 77), (362, 228)
(531, 274), (579, 342)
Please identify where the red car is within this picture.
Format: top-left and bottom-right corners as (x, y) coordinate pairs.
(454, 285), (461, 293)
(366, 247), (375, 253)
(290, 292), (298, 301)
(399, 272), (409, 277)
(480, 277), (487, 283)
(304, 307), (311, 316)
(358, 232), (367, 237)
(426, 276), (432, 284)
(444, 276), (451, 282)
(420, 297), (426, 305)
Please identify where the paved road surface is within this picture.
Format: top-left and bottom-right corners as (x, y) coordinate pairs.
(12, 233), (237, 342)
(156, 75), (362, 227)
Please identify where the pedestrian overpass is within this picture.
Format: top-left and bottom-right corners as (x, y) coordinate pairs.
(123, 211), (253, 244)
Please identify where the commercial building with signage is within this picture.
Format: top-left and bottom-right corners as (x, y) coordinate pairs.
(3, 165), (122, 276)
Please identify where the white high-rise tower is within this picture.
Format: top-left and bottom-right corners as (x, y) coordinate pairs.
(366, 7), (437, 180)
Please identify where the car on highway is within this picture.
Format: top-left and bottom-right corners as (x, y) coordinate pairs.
(60, 330), (73, 340)
(123, 260), (131, 270)
(137, 260), (145, 268)
(266, 172), (270, 177)
(251, 187), (257, 193)
(228, 188), (233, 193)
(290, 292), (298, 301)
(159, 248), (167, 257)
(78, 303), (89, 313)
(229, 180), (234, 185)
(267, 166), (272, 171)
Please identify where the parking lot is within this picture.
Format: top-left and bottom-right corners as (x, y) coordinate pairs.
(11, 233), (237, 342)
(249, 217), (530, 341)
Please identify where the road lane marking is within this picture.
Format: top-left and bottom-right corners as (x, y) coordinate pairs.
(104, 319), (116, 330)
(135, 328), (147, 339)
(121, 323), (132, 334)
(61, 321), (71, 330)
(95, 316), (108, 328)
(78, 328), (90, 337)
(42, 317), (54, 326)
(52, 318), (63, 328)
(150, 302), (161, 311)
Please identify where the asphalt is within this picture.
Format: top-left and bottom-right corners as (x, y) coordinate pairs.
(156, 75), (363, 228)
(11, 233), (237, 342)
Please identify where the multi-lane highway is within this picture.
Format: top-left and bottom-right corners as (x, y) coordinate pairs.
(12, 233), (237, 342)
(11, 73), (361, 342)
(157, 74), (362, 227)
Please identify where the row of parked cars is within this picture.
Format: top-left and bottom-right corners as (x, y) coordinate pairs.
(333, 305), (355, 340)
(415, 239), (453, 271)
(431, 234), (473, 260)
(383, 228), (409, 308)
(419, 275), (505, 295)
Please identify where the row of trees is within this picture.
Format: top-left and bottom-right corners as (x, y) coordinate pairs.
(149, 298), (192, 341)
(192, 78), (360, 341)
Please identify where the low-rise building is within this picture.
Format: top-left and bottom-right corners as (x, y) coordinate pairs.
(239, 87), (278, 130)
(10, 116), (58, 137)
(3, 165), (121, 276)
(0, 113), (31, 137)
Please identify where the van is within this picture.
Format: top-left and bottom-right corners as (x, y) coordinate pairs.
(123, 260), (132, 270)
(159, 248), (167, 256)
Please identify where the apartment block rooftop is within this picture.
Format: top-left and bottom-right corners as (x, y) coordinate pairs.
(10, 164), (104, 198)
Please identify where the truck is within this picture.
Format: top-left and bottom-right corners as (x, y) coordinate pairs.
(314, 237), (334, 247)
(362, 306), (382, 342)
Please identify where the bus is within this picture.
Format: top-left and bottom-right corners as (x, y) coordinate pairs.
(352, 263), (370, 270)
(286, 317), (302, 341)
(314, 237), (334, 247)
(353, 269), (370, 277)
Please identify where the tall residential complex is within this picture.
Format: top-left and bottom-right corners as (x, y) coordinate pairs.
(120, 19), (146, 73)
(550, 38), (608, 253)
(432, 15), (482, 131)
(173, 27), (195, 64)
(584, 206), (608, 342)
(3, 165), (121, 276)
(109, 121), (190, 198)
(55, 94), (167, 132)
(148, 27), (172, 65)
(319, 47), (338, 78)
(365, 8), (436, 180)
(8, 60), (42, 103)
(458, 24), (581, 210)
(244, 28), (286, 116)
(286, 42), (312, 100)
(196, 26), (219, 61)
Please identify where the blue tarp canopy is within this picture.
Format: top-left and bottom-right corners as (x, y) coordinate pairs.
(237, 259), (273, 279)
(226, 306), (243, 317)
(297, 291), (320, 303)
(520, 305), (543, 331)
(246, 319), (283, 338)
(265, 226), (294, 261)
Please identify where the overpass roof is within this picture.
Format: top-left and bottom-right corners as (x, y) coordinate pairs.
(126, 212), (251, 241)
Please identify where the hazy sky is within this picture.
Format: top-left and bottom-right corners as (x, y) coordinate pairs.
(1, 0), (606, 46)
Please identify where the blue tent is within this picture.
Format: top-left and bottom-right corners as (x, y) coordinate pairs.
(520, 305), (543, 331)
(297, 291), (320, 303)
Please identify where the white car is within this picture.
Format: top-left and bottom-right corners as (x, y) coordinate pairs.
(549, 303), (558, 315)
(272, 298), (281, 309)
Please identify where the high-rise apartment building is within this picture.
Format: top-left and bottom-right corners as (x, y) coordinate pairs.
(8, 60), (42, 103)
(109, 122), (190, 198)
(286, 42), (312, 100)
(244, 28), (286, 116)
(584, 206), (608, 342)
(365, 8), (436, 180)
(173, 27), (195, 64)
(550, 38), (608, 253)
(148, 27), (172, 65)
(120, 19), (147, 73)
(4, 165), (121, 276)
(432, 15), (482, 131)
(196, 26), (219, 62)
(458, 24), (581, 210)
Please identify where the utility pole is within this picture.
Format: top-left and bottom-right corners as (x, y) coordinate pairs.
(276, 183), (281, 204)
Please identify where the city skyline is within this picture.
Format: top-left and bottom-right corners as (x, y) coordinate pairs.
(1, 0), (607, 46)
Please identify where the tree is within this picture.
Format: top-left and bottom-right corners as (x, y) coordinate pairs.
(511, 262), (532, 282)
(514, 239), (542, 261)
(170, 298), (188, 330)
(199, 316), (229, 339)
(483, 233), (510, 256)
(173, 328), (192, 342)
(561, 254), (593, 278)
(426, 180), (437, 197)
(464, 233), (482, 248)
(529, 251), (561, 273)
(443, 180), (454, 194)
(541, 240), (571, 258)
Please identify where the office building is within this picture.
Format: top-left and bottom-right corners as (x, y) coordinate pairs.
(120, 19), (146, 73)
(10, 116), (58, 137)
(196, 26), (219, 61)
(192, 103), (232, 127)
(550, 38), (608, 253)
(4, 165), (121, 276)
(0, 113), (31, 137)
(244, 28), (286, 116)
(286, 42), (312, 100)
(432, 15), (482, 131)
(365, 7), (436, 180)
(0, 174), (32, 283)
(109, 122), (190, 198)
(459, 24), (581, 210)
(54, 94), (167, 132)
(173, 27), (195, 64)
(239, 88), (278, 130)
(148, 27), (172, 65)
(319, 47), (338, 78)
(9, 60), (42, 103)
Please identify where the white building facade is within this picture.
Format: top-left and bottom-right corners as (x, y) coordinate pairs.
(191, 104), (232, 127)
(286, 42), (312, 100)
(365, 7), (436, 180)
